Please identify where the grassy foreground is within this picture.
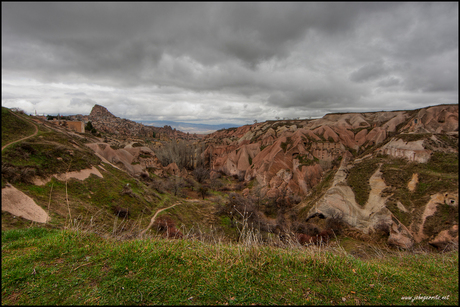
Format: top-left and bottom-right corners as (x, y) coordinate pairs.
(2, 228), (458, 305)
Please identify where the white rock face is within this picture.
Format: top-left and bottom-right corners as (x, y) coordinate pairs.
(379, 139), (432, 163)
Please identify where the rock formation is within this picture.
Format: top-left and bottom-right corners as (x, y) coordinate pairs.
(202, 104), (458, 248)
(88, 104), (200, 141)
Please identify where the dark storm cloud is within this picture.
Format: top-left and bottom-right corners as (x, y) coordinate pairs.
(349, 60), (388, 83)
(2, 2), (458, 124)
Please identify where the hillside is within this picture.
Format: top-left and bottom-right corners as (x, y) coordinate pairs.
(1, 104), (458, 251)
(200, 104), (459, 250)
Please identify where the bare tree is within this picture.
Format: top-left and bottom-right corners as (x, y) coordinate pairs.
(193, 166), (209, 183)
(155, 140), (205, 170)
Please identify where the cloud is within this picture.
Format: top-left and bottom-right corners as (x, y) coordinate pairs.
(349, 60), (388, 83)
(2, 2), (458, 125)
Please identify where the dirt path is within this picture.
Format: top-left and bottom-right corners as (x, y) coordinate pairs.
(139, 203), (180, 237)
(2, 111), (39, 152)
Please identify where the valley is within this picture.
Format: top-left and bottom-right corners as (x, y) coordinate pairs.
(1, 103), (458, 305)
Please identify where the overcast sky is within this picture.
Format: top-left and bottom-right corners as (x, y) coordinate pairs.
(2, 2), (458, 126)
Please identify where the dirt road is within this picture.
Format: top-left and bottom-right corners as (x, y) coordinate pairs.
(139, 203), (180, 237)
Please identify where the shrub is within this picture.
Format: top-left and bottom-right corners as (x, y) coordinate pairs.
(112, 205), (129, 218)
(198, 184), (209, 200)
(326, 214), (344, 236)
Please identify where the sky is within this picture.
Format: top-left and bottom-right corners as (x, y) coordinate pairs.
(2, 2), (458, 126)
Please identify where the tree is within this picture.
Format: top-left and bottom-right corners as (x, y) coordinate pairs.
(85, 121), (97, 135)
(198, 185), (209, 200)
(170, 176), (184, 197)
(193, 166), (209, 183)
(155, 140), (205, 170)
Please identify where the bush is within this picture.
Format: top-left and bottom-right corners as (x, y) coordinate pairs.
(85, 121), (97, 135)
(1, 163), (36, 184)
(326, 214), (344, 235)
(198, 184), (209, 200)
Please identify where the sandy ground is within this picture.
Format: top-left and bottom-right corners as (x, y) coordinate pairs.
(407, 173), (419, 192)
(2, 184), (50, 223)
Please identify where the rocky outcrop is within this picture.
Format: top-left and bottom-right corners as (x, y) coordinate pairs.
(403, 104), (458, 133)
(304, 156), (417, 248)
(379, 139), (432, 163)
(88, 104), (199, 140)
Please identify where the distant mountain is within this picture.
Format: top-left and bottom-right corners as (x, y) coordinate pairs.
(137, 120), (241, 134)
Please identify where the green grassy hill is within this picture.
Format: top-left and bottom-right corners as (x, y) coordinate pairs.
(1, 107), (224, 237)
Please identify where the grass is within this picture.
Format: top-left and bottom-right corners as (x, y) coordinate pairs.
(379, 153), (458, 240)
(1, 107), (36, 148)
(2, 227), (458, 305)
(347, 158), (381, 207)
(397, 133), (432, 143)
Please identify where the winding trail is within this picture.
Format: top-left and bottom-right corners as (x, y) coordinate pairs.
(139, 202), (180, 237)
(2, 111), (39, 152)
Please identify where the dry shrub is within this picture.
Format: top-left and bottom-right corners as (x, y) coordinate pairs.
(305, 224), (320, 236)
(326, 214), (344, 235)
(120, 184), (139, 199)
(112, 205), (129, 218)
(193, 167), (209, 183)
(149, 178), (167, 194)
(1, 163), (36, 184)
(296, 229), (333, 246)
(139, 171), (151, 181)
